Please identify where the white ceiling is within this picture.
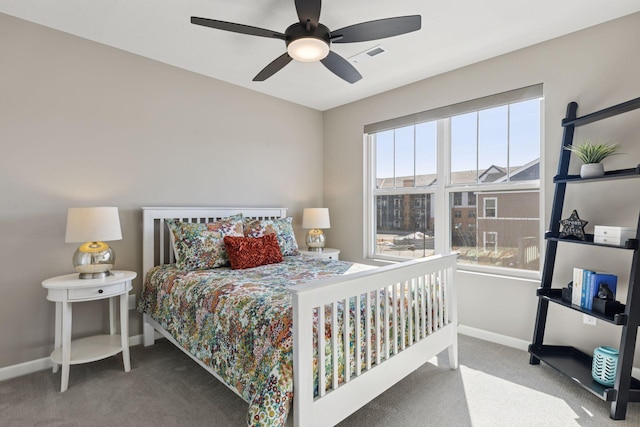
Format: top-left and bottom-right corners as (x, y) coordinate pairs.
(2, 1), (640, 111)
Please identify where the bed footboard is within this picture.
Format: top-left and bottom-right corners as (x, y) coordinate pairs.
(291, 252), (458, 427)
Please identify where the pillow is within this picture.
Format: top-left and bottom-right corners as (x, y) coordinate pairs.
(166, 213), (244, 262)
(223, 234), (284, 270)
(166, 215), (244, 270)
(243, 217), (300, 256)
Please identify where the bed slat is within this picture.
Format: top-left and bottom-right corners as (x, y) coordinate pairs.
(344, 298), (350, 383)
(375, 289), (381, 367)
(331, 302), (339, 390)
(318, 305), (326, 397)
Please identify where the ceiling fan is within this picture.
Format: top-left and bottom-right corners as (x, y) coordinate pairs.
(191, 0), (421, 84)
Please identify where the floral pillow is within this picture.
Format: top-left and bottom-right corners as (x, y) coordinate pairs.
(223, 234), (284, 270)
(166, 214), (244, 270)
(243, 217), (300, 256)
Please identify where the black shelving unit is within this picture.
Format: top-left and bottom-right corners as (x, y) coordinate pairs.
(529, 96), (640, 420)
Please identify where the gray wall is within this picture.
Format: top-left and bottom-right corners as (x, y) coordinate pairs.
(323, 13), (640, 362)
(0, 14), (324, 368)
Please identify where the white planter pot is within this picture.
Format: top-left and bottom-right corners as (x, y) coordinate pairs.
(580, 163), (604, 178)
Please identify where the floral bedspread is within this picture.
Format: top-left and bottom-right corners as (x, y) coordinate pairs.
(138, 256), (372, 426)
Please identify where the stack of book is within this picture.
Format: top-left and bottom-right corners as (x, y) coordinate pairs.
(572, 268), (618, 310)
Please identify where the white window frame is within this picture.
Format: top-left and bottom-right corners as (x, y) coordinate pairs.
(364, 85), (544, 279)
(484, 231), (498, 252)
(483, 197), (498, 218)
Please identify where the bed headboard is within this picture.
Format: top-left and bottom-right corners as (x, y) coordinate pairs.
(142, 207), (288, 276)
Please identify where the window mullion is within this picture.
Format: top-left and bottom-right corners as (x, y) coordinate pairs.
(507, 104), (511, 181)
(435, 118), (449, 254)
(365, 134), (376, 258)
(476, 112), (480, 183)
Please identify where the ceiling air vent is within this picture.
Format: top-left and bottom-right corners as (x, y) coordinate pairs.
(348, 45), (388, 63)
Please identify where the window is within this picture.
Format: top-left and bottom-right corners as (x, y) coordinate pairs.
(468, 192), (476, 206)
(484, 198), (497, 218)
(484, 232), (498, 252)
(366, 85), (541, 275)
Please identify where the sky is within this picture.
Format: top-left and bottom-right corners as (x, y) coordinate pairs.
(375, 98), (541, 180)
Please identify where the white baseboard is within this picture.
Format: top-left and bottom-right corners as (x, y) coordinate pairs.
(458, 324), (530, 351)
(0, 334), (145, 382)
(0, 357), (53, 382)
(458, 324), (640, 379)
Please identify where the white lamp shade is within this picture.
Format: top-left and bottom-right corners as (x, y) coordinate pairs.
(65, 207), (122, 243)
(302, 208), (330, 229)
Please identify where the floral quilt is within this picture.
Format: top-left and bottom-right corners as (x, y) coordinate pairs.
(138, 256), (373, 426)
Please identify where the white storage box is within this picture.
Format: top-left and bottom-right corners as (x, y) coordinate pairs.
(594, 226), (636, 246)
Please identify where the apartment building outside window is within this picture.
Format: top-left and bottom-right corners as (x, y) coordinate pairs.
(366, 85), (542, 275)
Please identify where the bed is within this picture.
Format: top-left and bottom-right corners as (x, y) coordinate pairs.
(140, 207), (458, 427)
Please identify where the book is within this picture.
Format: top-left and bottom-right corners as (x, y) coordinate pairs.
(581, 270), (594, 308)
(587, 272), (618, 310)
(572, 267), (583, 306)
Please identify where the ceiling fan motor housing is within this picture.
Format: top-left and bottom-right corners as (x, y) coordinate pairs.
(285, 22), (331, 60)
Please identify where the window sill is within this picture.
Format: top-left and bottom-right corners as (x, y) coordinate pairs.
(367, 255), (541, 281)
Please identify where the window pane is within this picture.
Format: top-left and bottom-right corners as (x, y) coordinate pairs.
(478, 106), (508, 181)
(452, 190), (540, 271)
(394, 126), (415, 188)
(509, 99), (541, 180)
(375, 130), (394, 188)
(451, 112), (477, 184)
(375, 193), (435, 259)
(415, 121), (437, 186)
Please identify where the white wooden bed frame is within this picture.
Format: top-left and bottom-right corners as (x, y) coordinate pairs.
(141, 207), (458, 427)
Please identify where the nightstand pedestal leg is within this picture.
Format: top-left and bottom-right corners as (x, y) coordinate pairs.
(109, 297), (116, 335)
(52, 301), (62, 373)
(120, 291), (131, 372)
(60, 301), (72, 392)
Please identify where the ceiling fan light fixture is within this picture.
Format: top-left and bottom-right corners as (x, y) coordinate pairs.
(287, 37), (330, 62)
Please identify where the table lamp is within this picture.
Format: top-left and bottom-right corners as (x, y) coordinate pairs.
(65, 207), (122, 279)
(302, 208), (330, 252)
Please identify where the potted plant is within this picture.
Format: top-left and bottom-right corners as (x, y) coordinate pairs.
(564, 140), (620, 178)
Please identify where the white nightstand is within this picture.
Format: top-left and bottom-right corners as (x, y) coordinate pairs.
(42, 270), (137, 392)
(299, 248), (340, 260)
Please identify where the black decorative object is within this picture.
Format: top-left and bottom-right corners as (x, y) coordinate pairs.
(559, 209), (588, 240)
(597, 283), (615, 300)
(592, 283), (624, 315)
(593, 298), (625, 316)
(562, 281), (573, 303)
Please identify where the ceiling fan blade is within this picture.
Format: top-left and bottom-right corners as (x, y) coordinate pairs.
(295, 0), (321, 27)
(320, 51), (362, 84)
(331, 15), (421, 43)
(191, 17), (286, 40)
(253, 53), (293, 81)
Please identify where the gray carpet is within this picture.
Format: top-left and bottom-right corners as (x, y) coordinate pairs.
(1, 335), (639, 426)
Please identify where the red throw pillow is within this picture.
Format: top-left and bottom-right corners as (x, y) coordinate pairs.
(223, 234), (284, 270)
